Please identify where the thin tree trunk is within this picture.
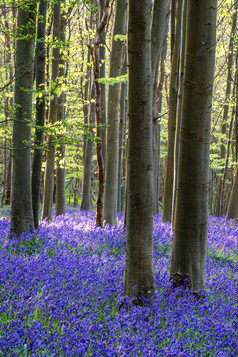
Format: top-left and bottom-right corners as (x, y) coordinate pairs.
(81, 84), (95, 210)
(32, 0), (47, 228)
(55, 12), (66, 217)
(123, 0), (155, 301)
(152, 2), (170, 215)
(170, 0), (217, 293)
(117, 55), (127, 213)
(104, 0), (127, 226)
(162, 0), (183, 222)
(99, 0), (107, 163)
(42, 1), (61, 221)
(92, 0), (111, 227)
(153, 35), (168, 214)
(10, 2), (36, 236)
(171, 0), (187, 226)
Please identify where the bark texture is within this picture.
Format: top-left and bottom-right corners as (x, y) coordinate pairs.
(81, 85), (95, 211)
(123, 0), (155, 300)
(10, 2), (36, 236)
(93, 0), (111, 227)
(170, 0), (217, 293)
(32, 0), (47, 228)
(104, 0), (127, 226)
(162, 0), (183, 222)
(42, 1), (61, 221)
(55, 13), (66, 217)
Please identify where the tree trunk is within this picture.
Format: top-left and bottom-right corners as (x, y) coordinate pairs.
(171, 0), (187, 226)
(81, 84), (95, 210)
(42, 1), (61, 221)
(99, 0), (107, 163)
(123, 0), (155, 301)
(170, 0), (217, 293)
(10, 2), (36, 236)
(92, 0), (111, 227)
(32, 0), (47, 228)
(153, 34), (168, 215)
(162, 0), (183, 222)
(152, 1), (170, 215)
(117, 55), (127, 213)
(104, 0), (127, 226)
(55, 12), (66, 217)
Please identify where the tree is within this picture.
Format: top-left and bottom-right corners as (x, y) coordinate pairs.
(32, 0), (47, 228)
(55, 9), (67, 217)
(42, 0), (61, 221)
(170, 0), (217, 292)
(123, 0), (155, 301)
(162, 0), (183, 222)
(103, 0), (127, 226)
(151, 0), (170, 215)
(92, 0), (111, 227)
(10, 1), (36, 236)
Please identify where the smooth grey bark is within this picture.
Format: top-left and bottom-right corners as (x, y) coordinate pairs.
(81, 84), (95, 211)
(32, 0), (47, 228)
(153, 34), (168, 215)
(162, 0), (183, 222)
(42, 1), (61, 221)
(123, 0), (155, 300)
(151, 0), (170, 215)
(117, 54), (127, 213)
(99, 0), (107, 163)
(170, 0), (217, 293)
(10, 2), (36, 236)
(55, 12), (66, 217)
(171, 0), (187, 226)
(103, 0), (127, 226)
(93, 0), (111, 227)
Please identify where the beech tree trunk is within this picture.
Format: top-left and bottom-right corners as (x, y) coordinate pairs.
(99, 0), (107, 163)
(81, 84), (95, 211)
(55, 13), (66, 217)
(151, 0), (170, 215)
(123, 0), (155, 301)
(32, 0), (47, 228)
(93, 0), (111, 227)
(162, 0), (183, 222)
(117, 55), (127, 213)
(42, 1), (61, 221)
(103, 0), (127, 226)
(10, 2), (36, 236)
(170, 0), (217, 293)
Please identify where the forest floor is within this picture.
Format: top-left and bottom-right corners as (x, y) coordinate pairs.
(0, 206), (237, 356)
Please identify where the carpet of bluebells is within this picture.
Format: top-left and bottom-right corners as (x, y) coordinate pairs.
(0, 206), (237, 357)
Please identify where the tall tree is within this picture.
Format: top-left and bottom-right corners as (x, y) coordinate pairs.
(103, 0), (127, 226)
(151, 0), (170, 215)
(92, 0), (111, 227)
(162, 0), (183, 222)
(123, 0), (155, 301)
(10, 1), (36, 236)
(81, 84), (95, 210)
(170, 0), (217, 292)
(32, 0), (47, 228)
(42, 0), (61, 221)
(99, 0), (107, 163)
(55, 11), (66, 217)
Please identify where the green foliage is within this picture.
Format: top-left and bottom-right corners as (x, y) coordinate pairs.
(97, 74), (128, 86)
